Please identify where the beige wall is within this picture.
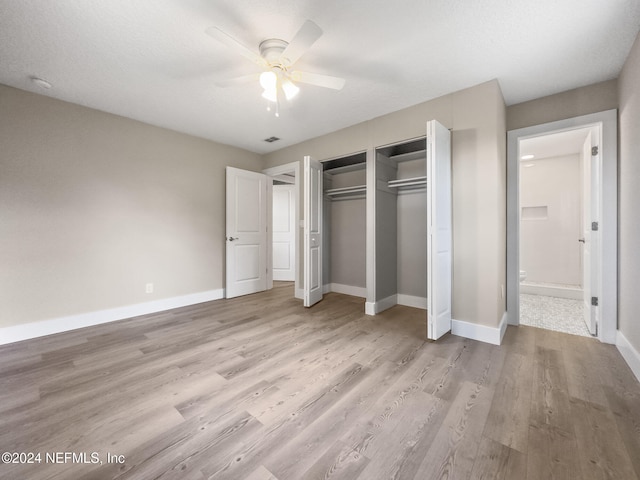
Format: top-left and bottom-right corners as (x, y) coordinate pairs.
(0, 84), (261, 327)
(618, 32), (640, 354)
(264, 80), (507, 328)
(507, 79), (618, 131)
(330, 199), (367, 289)
(326, 169), (367, 289)
(1, 79), (508, 332)
(397, 190), (427, 299)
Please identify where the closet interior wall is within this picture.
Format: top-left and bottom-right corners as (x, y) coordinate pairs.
(322, 153), (368, 298)
(374, 138), (428, 311)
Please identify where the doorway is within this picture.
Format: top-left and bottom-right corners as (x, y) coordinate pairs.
(518, 127), (596, 337)
(263, 161), (301, 299)
(506, 110), (618, 343)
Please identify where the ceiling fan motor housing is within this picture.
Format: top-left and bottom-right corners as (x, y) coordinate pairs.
(259, 38), (290, 67)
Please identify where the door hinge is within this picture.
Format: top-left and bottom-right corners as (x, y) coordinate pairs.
(591, 296), (598, 306)
(592, 146), (599, 156)
(591, 221), (599, 231)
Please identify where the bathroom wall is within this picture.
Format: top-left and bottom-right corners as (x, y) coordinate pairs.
(520, 154), (582, 286)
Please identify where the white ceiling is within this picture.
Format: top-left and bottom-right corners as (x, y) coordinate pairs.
(1, 1), (639, 154)
(520, 127), (594, 160)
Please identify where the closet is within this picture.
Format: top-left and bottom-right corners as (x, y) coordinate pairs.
(369, 137), (428, 313)
(304, 119), (451, 339)
(365, 120), (452, 339)
(322, 151), (368, 300)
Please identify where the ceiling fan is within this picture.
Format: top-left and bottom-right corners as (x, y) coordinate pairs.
(206, 20), (346, 115)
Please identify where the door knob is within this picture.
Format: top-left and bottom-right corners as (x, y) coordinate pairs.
(228, 236), (238, 242)
(578, 238), (586, 243)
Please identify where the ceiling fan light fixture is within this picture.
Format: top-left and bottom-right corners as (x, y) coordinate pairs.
(261, 88), (277, 103)
(259, 70), (277, 90)
(207, 20), (345, 118)
(281, 78), (300, 100)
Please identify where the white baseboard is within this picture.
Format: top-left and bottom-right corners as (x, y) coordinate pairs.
(451, 312), (508, 346)
(520, 283), (583, 300)
(0, 289), (225, 346)
(616, 330), (640, 382)
(295, 288), (304, 300)
(397, 294), (427, 310)
(365, 295), (398, 316)
(323, 284), (331, 294)
(365, 302), (376, 316)
(329, 283), (367, 298)
(499, 311), (508, 343)
(273, 272), (295, 282)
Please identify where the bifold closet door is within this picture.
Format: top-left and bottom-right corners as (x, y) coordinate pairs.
(225, 166), (268, 299)
(427, 120), (453, 340)
(303, 156), (324, 307)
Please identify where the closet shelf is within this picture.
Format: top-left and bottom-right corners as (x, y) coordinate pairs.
(325, 185), (367, 197)
(387, 176), (427, 189)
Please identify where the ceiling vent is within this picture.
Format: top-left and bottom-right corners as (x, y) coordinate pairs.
(264, 136), (280, 143)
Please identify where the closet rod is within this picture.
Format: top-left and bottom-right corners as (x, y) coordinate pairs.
(325, 185), (367, 196)
(388, 176), (427, 188)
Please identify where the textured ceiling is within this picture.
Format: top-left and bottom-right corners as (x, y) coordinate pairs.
(1, 0), (639, 154)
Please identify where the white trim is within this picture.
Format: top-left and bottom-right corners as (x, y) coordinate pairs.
(365, 149), (376, 312)
(397, 294), (427, 310)
(451, 312), (508, 345)
(0, 289), (224, 346)
(365, 294), (397, 315)
(295, 288), (304, 300)
(365, 302), (376, 316)
(520, 283), (583, 300)
(616, 330), (640, 383)
(329, 283), (367, 298)
(499, 312), (508, 343)
(323, 283), (331, 294)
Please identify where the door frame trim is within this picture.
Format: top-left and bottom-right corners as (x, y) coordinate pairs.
(263, 161), (301, 297)
(506, 109), (618, 343)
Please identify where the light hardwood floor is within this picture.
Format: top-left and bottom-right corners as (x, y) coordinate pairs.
(1, 282), (639, 480)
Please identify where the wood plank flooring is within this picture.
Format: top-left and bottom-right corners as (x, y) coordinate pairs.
(1, 282), (639, 480)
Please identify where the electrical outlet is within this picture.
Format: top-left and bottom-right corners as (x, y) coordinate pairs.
(145, 283), (154, 294)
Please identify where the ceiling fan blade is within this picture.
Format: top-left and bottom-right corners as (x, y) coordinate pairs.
(206, 26), (267, 67)
(290, 71), (345, 90)
(215, 73), (261, 88)
(280, 20), (323, 66)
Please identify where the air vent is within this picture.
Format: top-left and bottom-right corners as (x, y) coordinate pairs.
(264, 136), (280, 143)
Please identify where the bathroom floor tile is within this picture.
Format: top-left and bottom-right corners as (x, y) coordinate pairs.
(519, 294), (592, 337)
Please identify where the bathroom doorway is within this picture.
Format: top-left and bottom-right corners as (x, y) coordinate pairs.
(518, 127), (595, 336)
(506, 110), (618, 343)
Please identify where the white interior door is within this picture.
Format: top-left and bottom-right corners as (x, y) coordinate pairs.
(303, 156), (323, 307)
(427, 120), (453, 340)
(226, 166), (268, 298)
(581, 132), (599, 335)
(273, 184), (296, 281)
